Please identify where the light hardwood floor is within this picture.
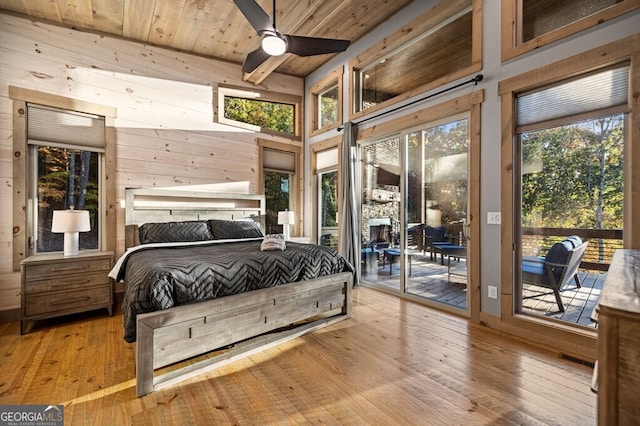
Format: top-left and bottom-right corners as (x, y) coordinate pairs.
(0, 287), (596, 425)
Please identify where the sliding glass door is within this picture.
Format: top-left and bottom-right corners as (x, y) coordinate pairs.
(359, 116), (469, 312)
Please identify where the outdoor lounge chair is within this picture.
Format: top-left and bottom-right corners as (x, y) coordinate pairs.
(521, 236), (588, 313)
(424, 225), (448, 259)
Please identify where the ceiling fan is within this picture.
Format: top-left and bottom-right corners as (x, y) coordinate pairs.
(234, 0), (351, 73)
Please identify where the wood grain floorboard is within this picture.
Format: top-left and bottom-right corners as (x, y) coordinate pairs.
(0, 287), (596, 425)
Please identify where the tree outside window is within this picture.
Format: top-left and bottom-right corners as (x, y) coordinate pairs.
(521, 115), (624, 262)
(36, 146), (99, 253)
(264, 170), (292, 234)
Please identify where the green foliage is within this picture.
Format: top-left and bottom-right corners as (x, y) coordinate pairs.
(319, 85), (339, 128)
(320, 171), (338, 227)
(521, 115), (624, 229)
(224, 96), (294, 135)
(264, 171), (291, 234)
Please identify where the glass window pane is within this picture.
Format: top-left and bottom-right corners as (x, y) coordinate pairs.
(264, 170), (291, 234)
(522, 0), (622, 42)
(319, 170), (338, 248)
(361, 137), (401, 282)
(318, 84), (339, 129)
(36, 146), (99, 253)
(356, 9), (472, 112)
(224, 96), (295, 135)
(519, 114), (624, 323)
(406, 119), (469, 309)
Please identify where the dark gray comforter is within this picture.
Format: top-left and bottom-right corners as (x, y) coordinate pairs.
(116, 240), (353, 342)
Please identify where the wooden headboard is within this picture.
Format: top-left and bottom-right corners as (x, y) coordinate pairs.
(124, 188), (265, 248)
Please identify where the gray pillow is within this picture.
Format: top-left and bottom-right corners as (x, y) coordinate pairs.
(138, 220), (213, 244)
(208, 219), (263, 239)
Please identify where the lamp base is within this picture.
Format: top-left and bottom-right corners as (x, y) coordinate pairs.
(63, 232), (80, 256)
(283, 226), (291, 241)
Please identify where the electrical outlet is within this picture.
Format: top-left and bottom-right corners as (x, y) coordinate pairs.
(487, 212), (501, 224)
(488, 285), (498, 299)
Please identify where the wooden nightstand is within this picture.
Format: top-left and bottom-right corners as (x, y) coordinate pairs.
(20, 251), (114, 334)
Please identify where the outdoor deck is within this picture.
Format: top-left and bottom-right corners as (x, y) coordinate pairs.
(361, 255), (604, 328)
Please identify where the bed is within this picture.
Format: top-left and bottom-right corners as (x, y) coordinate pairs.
(110, 188), (354, 397)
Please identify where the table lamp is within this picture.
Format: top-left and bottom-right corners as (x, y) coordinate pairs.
(51, 209), (91, 256)
(277, 210), (295, 241)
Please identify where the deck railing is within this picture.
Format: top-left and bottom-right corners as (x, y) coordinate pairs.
(521, 227), (623, 271)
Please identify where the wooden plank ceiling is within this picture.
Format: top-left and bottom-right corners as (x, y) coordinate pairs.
(0, 0), (412, 85)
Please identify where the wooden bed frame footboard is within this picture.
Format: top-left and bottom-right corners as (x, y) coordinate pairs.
(135, 271), (353, 397)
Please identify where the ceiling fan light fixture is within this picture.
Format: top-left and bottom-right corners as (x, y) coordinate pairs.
(262, 35), (286, 56)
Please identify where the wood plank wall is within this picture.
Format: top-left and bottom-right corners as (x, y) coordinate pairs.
(0, 12), (304, 312)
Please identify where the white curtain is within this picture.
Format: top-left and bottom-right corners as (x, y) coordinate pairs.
(339, 122), (360, 286)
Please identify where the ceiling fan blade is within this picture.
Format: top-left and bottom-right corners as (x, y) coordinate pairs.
(285, 35), (350, 57)
(233, 0), (272, 34)
(242, 47), (271, 73)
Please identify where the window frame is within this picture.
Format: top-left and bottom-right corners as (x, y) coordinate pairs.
(10, 86), (117, 271)
(498, 33), (640, 359)
(309, 67), (343, 137)
(348, 0), (482, 122)
(217, 84), (303, 141)
(501, 0), (640, 61)
(310, 136), (343, 244)
(257, 139), (302, 237)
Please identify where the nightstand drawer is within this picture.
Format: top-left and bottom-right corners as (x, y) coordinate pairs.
(25, 285), (111, 316)
(25, 257), (111, 280)
(24, 271), (110, 294)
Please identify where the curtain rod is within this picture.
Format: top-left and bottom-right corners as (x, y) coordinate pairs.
(337, 74), (483, 132)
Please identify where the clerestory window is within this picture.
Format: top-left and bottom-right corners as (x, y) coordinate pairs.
(218, 85), (301, 140)
(501, 0), (640, 60)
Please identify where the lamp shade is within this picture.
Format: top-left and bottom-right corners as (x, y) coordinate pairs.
(52, 210), (91, 233)
(277, 210), (295, 225)
(51, 209), (91, 256)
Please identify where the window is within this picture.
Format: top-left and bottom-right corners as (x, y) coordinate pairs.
(318, 85), (339, 127)
(514, 66), (628, 326)
(501, 0), (639, 60)
(11, 87), (116, 271)
(217, 85), (302, 140)
(26, 104), (105, 254)
(349, 0), (481, 119)
(499, 34), (640, 355)
(260, 142), (300, 235)
(309, 68), (343, 136)
(315, 147), (339, 248)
